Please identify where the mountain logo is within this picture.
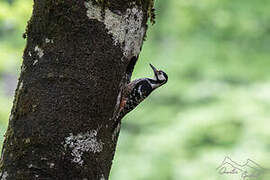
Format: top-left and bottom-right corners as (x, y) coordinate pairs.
(216, 156), (266, 180)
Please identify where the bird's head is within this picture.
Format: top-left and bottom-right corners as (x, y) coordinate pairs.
(150, 64), (168, 88)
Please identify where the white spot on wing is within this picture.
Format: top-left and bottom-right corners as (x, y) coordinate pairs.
(138, 85), (142, 96)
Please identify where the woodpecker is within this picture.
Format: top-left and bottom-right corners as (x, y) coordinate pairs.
(115, 64), (168, 120)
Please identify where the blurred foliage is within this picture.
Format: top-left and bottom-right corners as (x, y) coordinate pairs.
(0, 0), (270, 179)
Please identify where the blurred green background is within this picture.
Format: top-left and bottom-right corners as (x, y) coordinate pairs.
(1, 0), (270, 179)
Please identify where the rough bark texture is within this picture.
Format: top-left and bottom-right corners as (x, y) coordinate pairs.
(0, 0), (155, 179)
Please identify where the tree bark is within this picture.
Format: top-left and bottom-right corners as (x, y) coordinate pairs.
(0, 0), (155, 179)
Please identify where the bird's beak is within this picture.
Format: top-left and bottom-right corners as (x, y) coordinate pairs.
(150, 64), (158, 78)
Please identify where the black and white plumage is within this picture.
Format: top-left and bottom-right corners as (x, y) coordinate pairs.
(116, 64), (168, 120)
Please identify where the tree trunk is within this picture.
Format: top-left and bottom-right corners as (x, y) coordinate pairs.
(0, 0), (155, 179)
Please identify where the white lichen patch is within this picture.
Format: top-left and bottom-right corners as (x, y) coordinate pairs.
(9, 114), (13, 122)
(34, 45), (44, 58)
(18, 81), (24, 91)
(33, 60), (38, 65)
(0, 148), (5, 161)
(25, 138), (31, 144)
(84, 1), (145, 59)
(28, 51), (32, 57)
(49, 163), (55, 168)
(84, 2), (102, 21)
(1, 171), (8, 180)
(45, 38), (54, 44)
(41, 157), (48, 161)
(21, 64), (26, 73)
(64, 130), (103, 165)
(100, 174), (105, 180)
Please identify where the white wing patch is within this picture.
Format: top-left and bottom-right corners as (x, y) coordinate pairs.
(138, 85), (142, 96)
